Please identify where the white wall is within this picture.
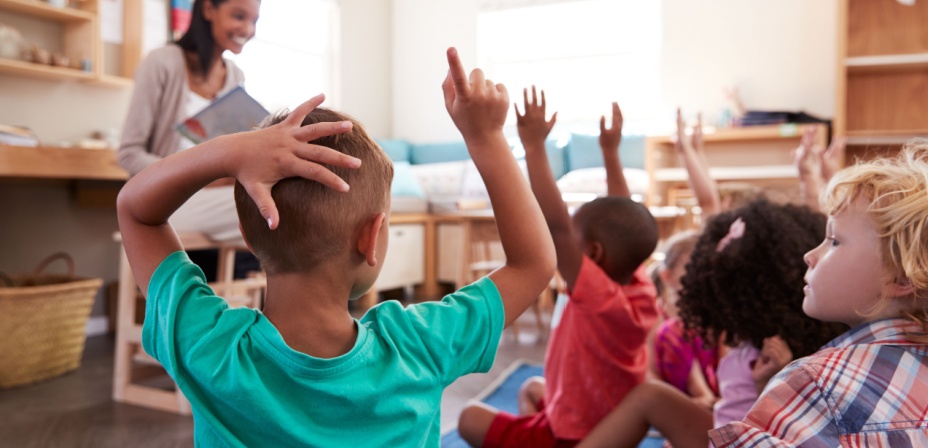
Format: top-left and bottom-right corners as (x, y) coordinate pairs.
(386, 0), (838, 140)
(338, 0), (393, 137)
(662, 0), (837, 126)
(391, 0), (480, 143)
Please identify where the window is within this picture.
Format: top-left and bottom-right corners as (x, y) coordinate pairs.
(477, 0), (662, 139)
(230, 0), (339, 113)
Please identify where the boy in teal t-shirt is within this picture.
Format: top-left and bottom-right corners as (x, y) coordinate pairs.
(118, 48), (555, 447)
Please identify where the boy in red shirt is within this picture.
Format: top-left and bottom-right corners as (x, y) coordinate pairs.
(458, 88), (660, 447)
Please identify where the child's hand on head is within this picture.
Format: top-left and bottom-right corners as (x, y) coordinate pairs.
(514, 85), (557, 151)
(752, 336), (793, 390)
(230, 94), (361, 230)
(442, 47), (509, 147)
(598, 101), (622, 154)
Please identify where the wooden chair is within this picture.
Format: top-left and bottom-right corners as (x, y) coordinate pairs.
(111, 232), (265, 415)
(458, 219), (552, 341)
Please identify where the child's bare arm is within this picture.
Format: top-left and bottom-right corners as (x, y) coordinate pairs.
(116, 95), (359, 294)
(442, 49), (556, 328)
(516, 86), (584, 290)
(599, 101), (631, 198)
(794, 127), (826, 212)
(675, 109), (721, 216)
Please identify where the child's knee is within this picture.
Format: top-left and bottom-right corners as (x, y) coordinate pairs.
(518, 375), (545, 396)
(458, 402), (498, 447)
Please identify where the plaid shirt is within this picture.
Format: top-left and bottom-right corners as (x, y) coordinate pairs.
(709, 318), (928, 447)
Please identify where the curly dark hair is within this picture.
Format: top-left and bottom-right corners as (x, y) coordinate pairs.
(677, 199), (848, 357)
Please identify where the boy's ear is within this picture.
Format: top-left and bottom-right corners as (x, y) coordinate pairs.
(885, 275), (916, 299)
(586, 241), (605, 264)
(357, 212), (386, 267)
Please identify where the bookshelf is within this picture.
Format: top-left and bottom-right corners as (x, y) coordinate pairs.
(835, 0), (928, 163)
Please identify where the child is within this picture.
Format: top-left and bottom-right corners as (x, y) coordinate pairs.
(116, 47), (556, 446)
(711, 143), (928, 447)
(579, 199), (847, 448)
(457, 88), (660, 447)
(648, 230), (720, 410)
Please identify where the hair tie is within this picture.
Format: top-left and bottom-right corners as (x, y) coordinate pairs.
(716, 217), (746, 252)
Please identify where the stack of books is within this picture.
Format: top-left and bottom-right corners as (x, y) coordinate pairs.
(0, 124), (39, 147)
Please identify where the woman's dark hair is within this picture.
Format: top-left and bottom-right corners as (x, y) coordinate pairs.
(677, 199), (847, 358)
(176, 0), (229, 79)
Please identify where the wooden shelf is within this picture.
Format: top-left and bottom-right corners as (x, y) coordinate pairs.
(0, 0), (94, 22)
(846, 53), (928, 72)
(0, 144), (128, 181)
(92, 74), (134, 88)
(0, 57), (94, 81)
(647, 124), (807, 144)
(655, 166), (798, 182)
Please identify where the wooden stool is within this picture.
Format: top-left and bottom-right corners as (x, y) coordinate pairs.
(459, 219), (551, 342)
(111, 232), (265, 415)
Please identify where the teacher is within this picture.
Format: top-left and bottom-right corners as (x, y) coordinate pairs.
(118, 0), (260, 245)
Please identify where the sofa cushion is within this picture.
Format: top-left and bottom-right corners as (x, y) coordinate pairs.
(377, 139), (411, 163)
(566, 133), (646, 171)
(391, 161), (426, 198)
(556, 166), (649, 201)
(409, 141), (472, 165)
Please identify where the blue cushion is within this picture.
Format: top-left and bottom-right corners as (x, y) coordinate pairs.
(390, 161), (425, 198)
(376, 139), (411, 163)
(409, 141), (473, 165)
(566, 133), (646, 171)
(545, 138), (567, 179)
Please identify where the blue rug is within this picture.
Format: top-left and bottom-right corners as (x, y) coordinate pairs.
(441, 360), (665, 447)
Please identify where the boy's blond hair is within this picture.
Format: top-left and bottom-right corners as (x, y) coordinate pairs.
(821, 140), (928, 335)
(234, 108), (394, 274)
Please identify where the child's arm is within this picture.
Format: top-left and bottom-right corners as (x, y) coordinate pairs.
(751, 336), (793, 395)
(685, 362), (719, 410)
(794, 127), (826, 212)
(599, 101), (631, 198)
(675, 109), (721, 217)
(442, 49), (556, 328)
(117, 94), (360, 294)
(821, 135), (847, 183)
(515, 86), (584, 291)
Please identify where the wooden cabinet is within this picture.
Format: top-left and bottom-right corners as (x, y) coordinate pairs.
(835, 0), (928, 162)
(645, 124), (827, 208)
(0, 0), (140, 86)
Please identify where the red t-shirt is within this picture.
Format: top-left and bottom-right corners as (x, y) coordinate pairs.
(543, 256), (658, 440)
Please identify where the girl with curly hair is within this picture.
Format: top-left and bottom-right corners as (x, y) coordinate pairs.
(578, 199), (846, 448)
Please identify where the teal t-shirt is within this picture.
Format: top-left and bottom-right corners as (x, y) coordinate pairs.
(142, 251), (504, 447)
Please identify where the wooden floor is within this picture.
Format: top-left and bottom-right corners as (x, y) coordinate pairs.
(0, 310), (548, 447)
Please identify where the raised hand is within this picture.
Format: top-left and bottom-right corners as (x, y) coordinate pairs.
(232, 94), (360, 229)
(691, 112), (704, 154)
(441, 47), (509, 147)
(515, 85), (557, 152)
(674, 108), (690, 154)
(752, 336), (793, 393)
(599, 101), (623, 155)
(821, 136), (847, 182)
(793, 126), (823, 180)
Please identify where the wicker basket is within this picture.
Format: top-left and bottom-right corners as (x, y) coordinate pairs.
(0, 253), (102, 388)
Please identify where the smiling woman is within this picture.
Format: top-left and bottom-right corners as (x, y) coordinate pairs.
(117, 0), (261, 248)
